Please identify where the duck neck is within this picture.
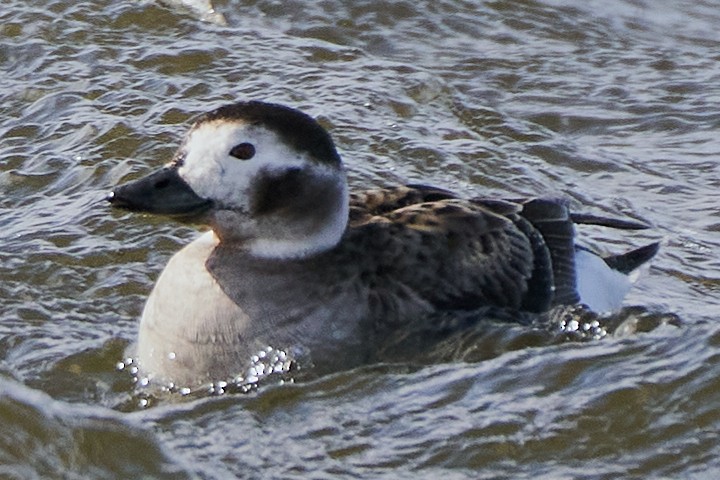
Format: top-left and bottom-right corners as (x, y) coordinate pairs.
(248, 181), (349, 259)
(213, 170), (349, 260)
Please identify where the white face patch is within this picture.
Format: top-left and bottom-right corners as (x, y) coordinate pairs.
(172, 118), (349, 258)
(176, 120), (306, 210)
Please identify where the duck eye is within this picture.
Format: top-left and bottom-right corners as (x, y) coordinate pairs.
(229, 142), (255, 160)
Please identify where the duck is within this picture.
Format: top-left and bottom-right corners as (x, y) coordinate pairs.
(108, 100), (659, 388)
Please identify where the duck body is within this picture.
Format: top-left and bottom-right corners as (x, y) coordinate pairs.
(109, 101), (658, 387)
(135, 230), (368, 386)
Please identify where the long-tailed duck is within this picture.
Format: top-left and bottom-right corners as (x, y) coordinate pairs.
(108, 101), (658, 387)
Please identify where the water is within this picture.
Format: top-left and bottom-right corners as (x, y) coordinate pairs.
(1, 0), (719, 478)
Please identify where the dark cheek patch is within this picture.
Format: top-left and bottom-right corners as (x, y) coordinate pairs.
(251, 167), (305, 216)
(250, 164), (342, 236)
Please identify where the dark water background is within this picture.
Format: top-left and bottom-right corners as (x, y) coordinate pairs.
(1, 0), (720, 478)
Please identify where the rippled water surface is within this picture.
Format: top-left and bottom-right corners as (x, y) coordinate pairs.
(2, 0), (720, 478)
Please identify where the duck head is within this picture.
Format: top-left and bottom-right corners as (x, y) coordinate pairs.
(108, 101), (349, 259)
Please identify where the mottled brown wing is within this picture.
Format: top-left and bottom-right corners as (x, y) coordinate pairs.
(345, 188), (539, 323)
(348, 184), (460, 226)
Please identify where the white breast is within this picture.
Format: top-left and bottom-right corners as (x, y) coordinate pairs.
(137, 231), (256, 386)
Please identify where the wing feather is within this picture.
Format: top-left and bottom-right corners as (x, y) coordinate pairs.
(346, 187), (539, 321)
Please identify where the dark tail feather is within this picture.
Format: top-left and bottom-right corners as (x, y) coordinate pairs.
(519, 199), (580, 307)
(603, 242), (660, 274)
(570, 212), (651, 230)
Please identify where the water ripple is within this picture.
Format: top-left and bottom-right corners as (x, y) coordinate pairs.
(2, 0), (719, 477)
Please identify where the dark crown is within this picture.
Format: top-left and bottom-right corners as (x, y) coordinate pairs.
(196, 101), (342, 167)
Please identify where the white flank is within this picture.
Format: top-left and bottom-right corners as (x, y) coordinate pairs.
(575, 248), (632, 313)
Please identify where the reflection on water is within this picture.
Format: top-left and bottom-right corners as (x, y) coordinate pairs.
(1, 0), (719, 477)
